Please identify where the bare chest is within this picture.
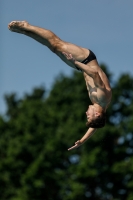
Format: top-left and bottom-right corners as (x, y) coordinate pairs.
(87, 79), (111, 107)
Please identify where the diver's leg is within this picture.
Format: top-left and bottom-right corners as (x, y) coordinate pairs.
(8, 21), (61, 52)
(8, 21), (89, 68)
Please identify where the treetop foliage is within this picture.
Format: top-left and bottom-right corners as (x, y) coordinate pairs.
(0, 64), (133, 200)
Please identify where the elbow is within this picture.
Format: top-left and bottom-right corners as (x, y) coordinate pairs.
(92, 71), (98, 79)
(85, 69), (98, 78)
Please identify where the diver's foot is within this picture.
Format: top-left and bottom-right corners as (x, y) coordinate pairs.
(8, 21), (30, 33)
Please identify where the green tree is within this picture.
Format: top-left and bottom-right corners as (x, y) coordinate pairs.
(0, 65), (133, 200)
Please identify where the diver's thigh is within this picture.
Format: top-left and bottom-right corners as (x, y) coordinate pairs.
(56, 41), (89, 61)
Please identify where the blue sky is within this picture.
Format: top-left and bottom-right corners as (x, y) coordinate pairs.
(1, 0), (133, 114)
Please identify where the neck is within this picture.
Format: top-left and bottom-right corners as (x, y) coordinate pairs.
(93, 103), (106, 113)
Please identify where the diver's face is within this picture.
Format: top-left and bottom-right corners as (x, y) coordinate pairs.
(86, 105), (95, 122)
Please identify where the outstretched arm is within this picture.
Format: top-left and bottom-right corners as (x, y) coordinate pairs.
(68, 128), (97, 151)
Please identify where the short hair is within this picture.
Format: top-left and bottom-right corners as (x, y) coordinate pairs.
(86, 112), (106, 128)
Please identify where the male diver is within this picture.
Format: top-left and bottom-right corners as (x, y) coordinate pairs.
(8, 21), (112, 150)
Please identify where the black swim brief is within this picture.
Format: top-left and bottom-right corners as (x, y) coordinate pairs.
(76, 49), (96, 71)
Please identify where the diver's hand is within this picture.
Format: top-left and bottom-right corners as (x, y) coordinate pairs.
(68, 140), (82, 151)
(62, 52), (76, 64)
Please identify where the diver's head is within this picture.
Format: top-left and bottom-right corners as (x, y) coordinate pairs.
(86, 105), (106, 128)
